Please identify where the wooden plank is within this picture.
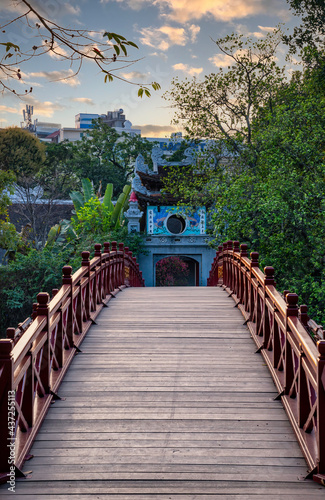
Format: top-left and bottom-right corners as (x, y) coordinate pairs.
(4, 479), (325, 495)
(26, 455), (308, 467)
(32, 438), (301, 449)
(37, 420), (294, 433)
(34, 430), (299, 441)
(1, 494), (323, 500)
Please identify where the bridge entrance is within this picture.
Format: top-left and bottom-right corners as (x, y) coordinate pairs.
(155, 255), (199, 286)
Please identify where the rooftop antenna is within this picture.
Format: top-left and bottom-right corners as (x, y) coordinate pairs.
(21, 105), (34, 131)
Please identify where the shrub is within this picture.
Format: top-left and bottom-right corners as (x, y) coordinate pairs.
(156, 256), (189, 286)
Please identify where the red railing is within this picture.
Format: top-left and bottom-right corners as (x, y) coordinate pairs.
(0, 241), (144, 481)
(208, 240), (325, 485)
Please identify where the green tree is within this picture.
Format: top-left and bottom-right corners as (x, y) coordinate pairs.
(0, 127), (45, 186)
(0, 169), (20, 253)
(283, 0), (325, 60)
(162, 29), (286, 206)
(39, 141), (80, 200)
(163, 29), (325, 323)
(164, 29), (285, 165)
(212, 75), (325, 323)
(73, 120), (155, 196)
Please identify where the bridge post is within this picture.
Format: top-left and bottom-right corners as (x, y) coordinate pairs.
(81, 252), (91, 321)
(217, 245), (223, 285)
(315, 340), (325, 482)
(94, 244), (103, 304)
(263, 267), (275, 348)
(233, 241), (240, 297)
(284, 293), (299, 395)
(32, 303), (38, 320)
(111, 242), (117, 290)
(222, 242), (228, 286)
(0, 339), (14, 476)
(249, 252), (259, 322)
(103, 242), (111, 295)
(6, 328), (15, 342)
(124, 247), (130, 286)
(62, 266), (75, 343)
(299, 304), (309, 326)
(128, 251), (134, 287)
(119, 243), (125, 286)
(36, 293), (51, 396)
(226, 241), (233, 291)
(240, 244), (248, 308)
(136, 262), (140, 287)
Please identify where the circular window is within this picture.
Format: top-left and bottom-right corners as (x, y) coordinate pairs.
(166, 214), (186, 234)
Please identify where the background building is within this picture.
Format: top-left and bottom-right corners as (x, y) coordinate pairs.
(128, 149), (215, 286)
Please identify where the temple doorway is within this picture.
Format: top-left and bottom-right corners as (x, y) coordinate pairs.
(155, 256), (200, 286)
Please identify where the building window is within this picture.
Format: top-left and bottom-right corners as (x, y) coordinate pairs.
(166, 214), (186, 234)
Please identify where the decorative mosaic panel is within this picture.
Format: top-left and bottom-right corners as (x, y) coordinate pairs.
(147, 206), (206, 236)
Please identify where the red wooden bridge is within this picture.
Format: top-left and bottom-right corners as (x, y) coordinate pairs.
(0, 240), (325, 499)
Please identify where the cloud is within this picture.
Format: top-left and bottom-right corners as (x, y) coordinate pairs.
(161, 0), (287, 22)
(0, 1), (80, 18)
(149, 52), (169, 61)
(258, 25), (277, 33)
(0, 105), (19, 114)
(209, 48), (262, 67)
(189, 24), (200, 43)
(140, 26), (186, 51)
(173, 63), (203, 76)
(26, 69), (80, 87)
(42, 41), (69, 59)
(139, 23), (200, 51)
(135, 124), (178, 137)
(108, 0), (288, 23)
(209, 54), (234, 67)
(71, 98), (95, 105)
(19, 96), (65, 118)
(63, 3), (81, 15)
(120, 71), (148, 81)
(88, 30), (106, 41)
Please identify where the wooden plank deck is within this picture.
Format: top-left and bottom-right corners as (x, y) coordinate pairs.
(1, 286), (324, 499)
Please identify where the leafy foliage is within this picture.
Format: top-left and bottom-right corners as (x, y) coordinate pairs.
(163, 30), (325, 324)
(164, 29), (285, 165)
(0, 127), (45, 185)
(45, 120), (155, 198)
(283, 0), (325, 62)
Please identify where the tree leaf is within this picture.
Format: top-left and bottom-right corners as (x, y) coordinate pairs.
(69, 191), (84, 211)
(120, 44), (127, 56)
(81, 178), (95, 202)
(102, 183), (114, 211)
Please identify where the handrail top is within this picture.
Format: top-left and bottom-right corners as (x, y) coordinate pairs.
(11, 316), (47, 366)
(288, 316), (318, 367)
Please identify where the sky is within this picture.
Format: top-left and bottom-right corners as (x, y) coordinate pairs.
(0, 0), (300, 137)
